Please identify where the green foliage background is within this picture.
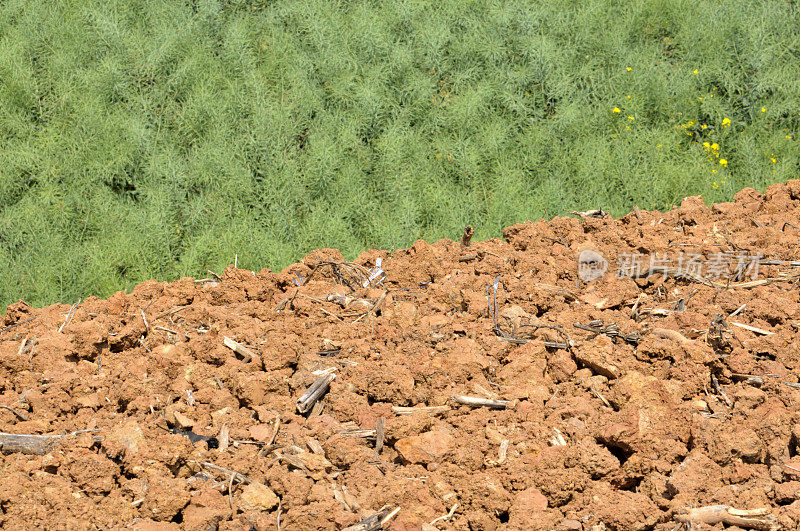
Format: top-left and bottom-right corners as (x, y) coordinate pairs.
(1, 0), (798, 308)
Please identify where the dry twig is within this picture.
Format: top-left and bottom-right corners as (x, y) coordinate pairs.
(392, 405), (450, 416)
(0, 315), (38, 335)
(223, 336), (261, 364)
(342, 505), (400, 531)
(451, 395), (511, 409)
(0, 429), (101, 455)
(729, 321), (773, 335)
(429, 503), (459, 526)
(297, 373), (336, 414)
(375, 418), (385, 455)
(674, 505), (778, 530)
(58, 300), (80, 333)
(0, 405), (28, 421)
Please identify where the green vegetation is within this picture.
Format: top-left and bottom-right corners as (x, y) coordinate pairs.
(1, 0), (798, 308)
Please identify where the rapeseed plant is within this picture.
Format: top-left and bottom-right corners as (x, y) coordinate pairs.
(1, 0), (798, 307)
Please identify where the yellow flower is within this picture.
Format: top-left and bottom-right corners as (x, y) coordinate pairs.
(761, 107), (766, 113)
(771, 157), (777, 163)
(703, 142), (711, 149)
(626, 126), (631, 131)
(719, 159), (727, 167)
(612, 107), (621, 114)
(721, 118), (731, 127)
(628, 115), (635, 121)
(712, 170), (718, 174)
(691, 69), (698, 75)
(698, 97), (703, 102)
(627, 95), (631, 99)
(626, 67), (632, 71)
(710, 142), (719, 151)
(657, 144), (662, 148)
(701, 124), (707, 130)
(787, 135), (793, 140)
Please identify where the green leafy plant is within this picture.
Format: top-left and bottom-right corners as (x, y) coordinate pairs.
(1, 0), (798, 307)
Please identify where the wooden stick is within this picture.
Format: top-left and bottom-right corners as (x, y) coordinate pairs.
(674, 505), (777, 530)
(392, 405), (450, 416)
(268, 413), (280, 446)
(0, 405), (28, 421)
(711, 373), (732, 407)
(0, 429), (101, 455)
(730, 304), (747, 317)
(729, 321), (773, 335)
(451, 395), (510, 409)
(375, 418), (385, 455)
(227, 473), (235, 513)
(218, 425), (229, 452)
(58, 300), (80, 333)
(343, 505), (400, 531)
(732, 373), (764, 387)
(154, 326), (188, 339)
(336, 422), (377, 439)
(430, 503), (459, 526)
(17, 337), (36, 358)
(153, 305), (189, 321)
(194, 461), (251, 484)
(306, 438), (325, 455)
(590, 385), (611, 408)
(223, 337), (259, 363)
(297, 374), (336, 414)
(0, 315), (38, 335)
(319, 306), (345, 322)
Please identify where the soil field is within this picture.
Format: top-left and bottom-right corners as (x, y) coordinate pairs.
(2, 181), (800, 530)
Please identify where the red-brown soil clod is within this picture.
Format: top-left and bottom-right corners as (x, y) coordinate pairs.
(2, 181), (800, 529)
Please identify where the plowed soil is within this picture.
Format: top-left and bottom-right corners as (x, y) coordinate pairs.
(3, 181), (800, 531)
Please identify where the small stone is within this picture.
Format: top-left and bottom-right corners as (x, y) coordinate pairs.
(733, 385), (766, 410)
(513, 486), (548, 512)
(395, 430), (453, 464)
(75, 392), (102, 409)
(172, 411), (195, 429)
(183, 489), (228, 530)
(557, 519), (582, 531)
(573, 336), (621, 379)
(239, 482), (279, 511)
(109, 419), (146, 454)
(249, 423), (273, 442)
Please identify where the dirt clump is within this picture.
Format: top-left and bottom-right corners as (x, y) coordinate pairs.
(2, 181), (800, 529)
